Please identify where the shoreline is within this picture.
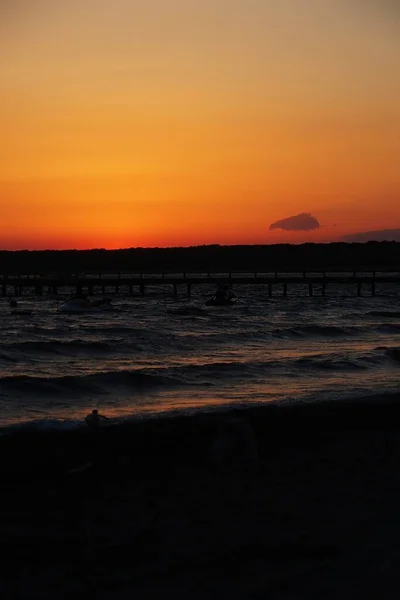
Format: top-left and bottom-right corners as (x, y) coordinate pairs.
(3, 386), (400, 427)
(3, 393), (400, 598)
(2, 392), (400, 473)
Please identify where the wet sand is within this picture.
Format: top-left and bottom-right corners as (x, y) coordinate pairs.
(2, 395), (400, 599)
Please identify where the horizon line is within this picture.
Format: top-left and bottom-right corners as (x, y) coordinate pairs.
(1, 240), (398, 252)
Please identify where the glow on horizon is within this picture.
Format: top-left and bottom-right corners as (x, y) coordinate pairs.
(1, 0), (399, 250)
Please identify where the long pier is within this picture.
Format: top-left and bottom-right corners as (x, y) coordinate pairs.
(1, 269), (400, 298)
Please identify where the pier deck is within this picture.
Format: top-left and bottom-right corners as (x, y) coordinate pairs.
(1, 269), (400, 297)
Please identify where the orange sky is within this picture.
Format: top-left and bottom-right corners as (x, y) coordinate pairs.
(1, 0), (399, 249)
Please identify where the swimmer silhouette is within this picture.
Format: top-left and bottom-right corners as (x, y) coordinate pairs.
(85, 409), (109, 429)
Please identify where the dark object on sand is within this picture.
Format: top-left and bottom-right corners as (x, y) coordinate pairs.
(210, 416), (259, 473)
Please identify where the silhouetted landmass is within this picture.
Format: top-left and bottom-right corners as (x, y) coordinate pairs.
(1, 242), (400, 274)
(340, 229), (400, 243)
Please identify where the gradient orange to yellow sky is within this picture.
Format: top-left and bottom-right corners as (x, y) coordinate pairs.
(1, 0), (399, 249)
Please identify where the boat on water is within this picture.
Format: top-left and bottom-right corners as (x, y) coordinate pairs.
(8, 300), (33, 316)
(206, 286), (238, 306)
(58, 296), (113, 314)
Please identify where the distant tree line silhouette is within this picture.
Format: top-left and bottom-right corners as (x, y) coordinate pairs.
(0, 242), (399, 275)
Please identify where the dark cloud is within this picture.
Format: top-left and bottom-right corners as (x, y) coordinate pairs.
(361, 0), (399, 13)
(345, 1), (400, 16)
(341, 229), (400, 242)
(269, 213), (320, 232)
(344, 1), (400, 28)
(0, 1), (51, 23)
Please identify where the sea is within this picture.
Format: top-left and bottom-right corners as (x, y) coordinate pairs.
(1, 274), (400, 433)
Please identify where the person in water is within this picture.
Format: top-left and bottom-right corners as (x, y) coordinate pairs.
(85, 409), (109, 429)
(224, 285), (236, 300)
(214, 284), (236, 303)
(215, 286), (226, 303)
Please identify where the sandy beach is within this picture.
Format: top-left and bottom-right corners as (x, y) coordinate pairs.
(2, 395), (400, 598)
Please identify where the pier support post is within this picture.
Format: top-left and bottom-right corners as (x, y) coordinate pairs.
(2, 284), (6, 297)
(173, 283), (178, 297)
(268, 283), (272, 297)
(371, 281), (376, 296)
(140, 282), (145, 295)
(322, 283), (326, 297)
(187, 283), (191, 299)
(35, 284), (42, 296)
(88, 285), (94, 296)
(129, 284), (133, 296)
(309, 283), (313, 296)
(357, 283), (362, 297)
(283, 283), (287, 297)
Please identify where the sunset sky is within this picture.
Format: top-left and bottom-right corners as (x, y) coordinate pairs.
(1, 0), (399, 249)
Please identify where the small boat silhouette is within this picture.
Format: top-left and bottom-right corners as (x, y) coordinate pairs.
(58, 296), (112, 314)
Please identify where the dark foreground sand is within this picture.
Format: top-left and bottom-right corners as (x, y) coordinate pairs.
(2, 395), (400, 599)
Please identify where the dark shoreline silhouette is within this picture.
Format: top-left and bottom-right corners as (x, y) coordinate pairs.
(2, 395), (400, 597)
(1, 241), (400, 275)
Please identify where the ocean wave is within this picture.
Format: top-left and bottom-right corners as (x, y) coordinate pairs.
(0, 351), (19, 363)
(4, 339), (117, 353)
(167, 360), (262, 381)
(296, 346), (400, 371)
(273, 323), (400, 338)
(0, 368), (185, 397)
(5, 321), (400, 362)
(2, 344), (400, 398)
(273, 324), (358, 338)
(377, 346), (400, 365)
(374, 324), (400, 334)
(366, 311), (400, 318)
(77, 326), (156, 336)
(0, 358), (278, 401)
(295, 356), (370, 371)
(0, 335), (187, 356)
